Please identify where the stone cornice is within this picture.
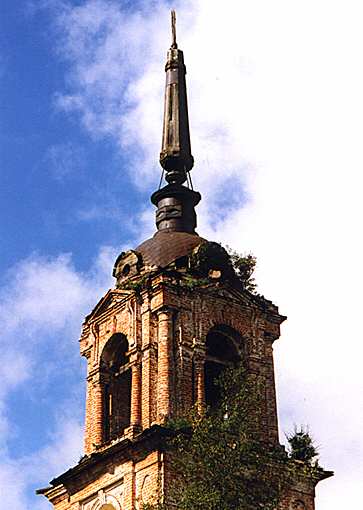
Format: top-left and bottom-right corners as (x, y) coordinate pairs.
(43, 425), (171, 496)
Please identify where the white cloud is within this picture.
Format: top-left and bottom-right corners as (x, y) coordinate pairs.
(27, 405), (84, 482)
(0, 250), (116, 342)
(44, 142), (86, 180)
(0, 461), (29, 510)
(33, 0), (363, 507)
(0, 413), (83, 510)
(0, 247), (116, 507)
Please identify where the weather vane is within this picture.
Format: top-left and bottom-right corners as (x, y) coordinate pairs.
(171, 9), (177, 48)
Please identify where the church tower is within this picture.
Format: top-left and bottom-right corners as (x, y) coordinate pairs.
(38, 12), (331, 510)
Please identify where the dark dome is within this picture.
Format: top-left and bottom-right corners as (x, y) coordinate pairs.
(136, 231), (206, 269)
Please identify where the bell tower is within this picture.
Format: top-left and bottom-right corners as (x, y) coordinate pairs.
(38, 12), (332, 510)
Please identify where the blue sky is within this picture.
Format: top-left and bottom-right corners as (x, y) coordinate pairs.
(0, 2), (146, 507)
(1, 1), (363, 508)
(1, 0), (149, 272)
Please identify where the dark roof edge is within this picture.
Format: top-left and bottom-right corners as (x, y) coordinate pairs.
(47, 425), (169, 488)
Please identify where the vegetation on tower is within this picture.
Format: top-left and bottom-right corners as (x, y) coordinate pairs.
(286, 426), (319, 465)
(226, 248), (257, 293)
(141, 365), (319, 510)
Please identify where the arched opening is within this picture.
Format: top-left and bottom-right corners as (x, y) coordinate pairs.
(101, 333), (131, 441)
(204, 325), (241, 408)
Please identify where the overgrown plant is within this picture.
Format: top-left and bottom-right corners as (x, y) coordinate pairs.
(143, 366), (293, 510)
(180, 275), (210, 290)
(286, 426), (319, 465)
(226, 248), (257, 293)
(120, 274), (149, 293)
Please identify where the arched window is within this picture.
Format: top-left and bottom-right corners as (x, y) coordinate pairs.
(204, 325), (241, 408)
(101, 333), (131, 441)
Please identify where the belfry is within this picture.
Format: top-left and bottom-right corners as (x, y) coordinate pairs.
(38, 12), (332, 510)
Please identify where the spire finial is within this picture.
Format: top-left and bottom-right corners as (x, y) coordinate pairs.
(171, 10), (177, 49)
(152, 12), (200, 234)
(159, 12), (194, 185)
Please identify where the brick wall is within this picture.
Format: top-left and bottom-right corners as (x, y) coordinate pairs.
(80, 276), (284, 454)
(40, 272), (327, 510)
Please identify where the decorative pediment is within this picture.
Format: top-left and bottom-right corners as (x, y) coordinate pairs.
(85, 289), (132, 323)
(206, 284), (285, 326)
(208, 285), (252, 307)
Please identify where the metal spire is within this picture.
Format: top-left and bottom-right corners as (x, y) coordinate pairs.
(152, 11), (200, 234)
(171, 9), (177, 49)
(159, 10), (194, 185)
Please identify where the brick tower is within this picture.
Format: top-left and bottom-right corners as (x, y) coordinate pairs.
(38, 12), (332, 510)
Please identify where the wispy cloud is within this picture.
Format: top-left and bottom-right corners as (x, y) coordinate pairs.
(0, 413), (83, 510)
(43, 142), (86, 180)
(0, 246), (117, 506)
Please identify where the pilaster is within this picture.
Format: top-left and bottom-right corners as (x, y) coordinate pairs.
(130, 354), (142, 431)
(157, 308), (174, 421)
(193, 342), (206, 412)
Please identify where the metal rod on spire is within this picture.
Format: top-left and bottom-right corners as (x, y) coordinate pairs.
(160, 10), (194, 185)
(171, 10), (177, 49)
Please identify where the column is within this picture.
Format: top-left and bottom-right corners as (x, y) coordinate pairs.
(193, 341), (206, 413)
(157, 309), (173, 421)
(141, 309), (154, 429)
(265, 343), (279, 443)
(91, 373), (105, 450)
(194, 358), (205, 413)
(130, 357), (142, 430)
(84, 376), (93, 454)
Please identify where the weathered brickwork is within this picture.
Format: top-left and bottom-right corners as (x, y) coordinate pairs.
(41, 443), (162, 510)
(79, 273), (285, 455)
(39, 267), (330, 509)
(279, 479), (317, 510)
